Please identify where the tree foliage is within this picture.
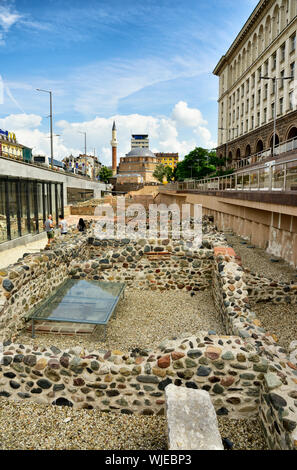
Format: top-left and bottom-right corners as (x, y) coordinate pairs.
(153, 164), (174, 183)
(175, 147), (226, 181)
(99, 166), (113, 183)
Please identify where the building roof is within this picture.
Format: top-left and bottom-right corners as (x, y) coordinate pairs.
(112, 121), (116, 131)
(213, 0), (269, 75)
(125, 148), (156, 158)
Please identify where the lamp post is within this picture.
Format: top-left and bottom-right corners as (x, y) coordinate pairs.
(219, 127), (238, 166)
(36, 89), (53, 169)
(260, 75), (293, 158)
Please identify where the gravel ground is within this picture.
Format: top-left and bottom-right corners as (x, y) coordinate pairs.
(252, 302), (297, 350)
(0, 398), (167, 450)
(0, 398), (268, 450)
(225, 233), (296, 283)
(217, 416), (268, 450)
(17, 288), (224, 352)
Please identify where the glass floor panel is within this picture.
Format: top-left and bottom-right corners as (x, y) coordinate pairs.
(28, 279), (125, 326)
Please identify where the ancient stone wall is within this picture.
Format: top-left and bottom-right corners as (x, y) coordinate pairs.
(212, 246), (297, 450)
(0, 232), (90, 341)
(0, 224), (296, 449)
(244, 272), (297, 305)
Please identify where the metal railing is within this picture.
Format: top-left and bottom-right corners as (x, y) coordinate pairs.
(160, 157), (297, 193)
(235, 136), (297, 170)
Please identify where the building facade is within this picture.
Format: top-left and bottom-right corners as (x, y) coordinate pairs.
(0, 176), (63, 244)
(155, 152), (179, 170)
(131, 134), (149, 149)
(214, 0), (297, 166)
(0, 129), (25, 160)
(118, 148), (159, 183)
(62, 154), (101, 179)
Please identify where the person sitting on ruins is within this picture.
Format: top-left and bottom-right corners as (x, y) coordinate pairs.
(77, 218), (86, 232)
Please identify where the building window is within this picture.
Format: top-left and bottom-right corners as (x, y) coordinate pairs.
(241, 122), (243, 134)
(289, 92), (293, 110)
(279, 97), (283, 115)
(280, 69), (285, 88)
(246, 79), (249, 93)
(291, 33), (296, 53)
(280, 43), (286, 62)
(271, 53), (277, 71)
(246, 99), (249, 113)
(237, 89), (239, 101)
(258, 89), (261, 104)
(251, 94), (254, 109)
(246, 119), (248, 132)
(271, 102), (275, 119)
(264, 84), (268, 100)
(251, 115), (254, 129)
(258, 67), (261, 82)
(252, 73), (255, 88)
(241, 84), (244, 97)
(241, 103), (244, 116)
(263, 108), (267, 123)
(265, 60), (269, 75)
(290, 61), (295, 80)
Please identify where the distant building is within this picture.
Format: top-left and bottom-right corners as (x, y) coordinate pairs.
(155, 152), (179, 170)
(0, 129), (25, 161)
(62, 154), (102, 179)
(131, 134), (149, 149)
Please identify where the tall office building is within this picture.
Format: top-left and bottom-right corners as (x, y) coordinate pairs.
(214, 0), (297, 166)
(131, 134), (149, 149)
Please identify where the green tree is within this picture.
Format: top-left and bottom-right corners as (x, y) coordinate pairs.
(153, 164), (174, 183)
(175, 147), (220, 181)
(99, 166), (113, 183)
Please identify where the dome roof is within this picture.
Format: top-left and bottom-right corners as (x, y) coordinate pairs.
(125, 148), (156, 158)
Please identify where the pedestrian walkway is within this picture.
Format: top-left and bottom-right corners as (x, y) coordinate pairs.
(0, 235), (47, 269)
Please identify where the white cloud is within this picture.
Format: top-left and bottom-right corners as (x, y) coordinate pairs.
(171, 101), (207, 128)
(0, 6), (22, 32)
(0, 113), (42, 130)
(1, 101), (217, 163)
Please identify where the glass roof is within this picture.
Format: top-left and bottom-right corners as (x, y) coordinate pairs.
(28, 279), (125, 325)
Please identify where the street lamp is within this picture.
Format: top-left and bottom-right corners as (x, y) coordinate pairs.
(260, 75), (293, 158)
(36, 88), (53, 169)
(219, 127), (238, 164)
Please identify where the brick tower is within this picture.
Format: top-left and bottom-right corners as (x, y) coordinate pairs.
(111, 121), (118, 176)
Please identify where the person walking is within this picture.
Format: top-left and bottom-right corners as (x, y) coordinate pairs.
(44, 214), (54, 246)
(59, 215), (68, 235)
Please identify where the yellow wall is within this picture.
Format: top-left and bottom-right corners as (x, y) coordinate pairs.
(1, 140), (23, 159)
(158, 156), (178, 170)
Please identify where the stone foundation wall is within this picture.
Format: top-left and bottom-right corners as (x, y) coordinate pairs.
(0, 233), (90, 341)
(0, 222), (296, 449)
(244, 272), (297, 305)
(212, 246), (297, 450)
(72, 238), (215, 291)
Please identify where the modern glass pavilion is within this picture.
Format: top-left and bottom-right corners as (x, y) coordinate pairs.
(0, 176), (64, 243)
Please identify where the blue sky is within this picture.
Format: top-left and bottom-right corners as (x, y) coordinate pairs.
(0, 0), (259, 163)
